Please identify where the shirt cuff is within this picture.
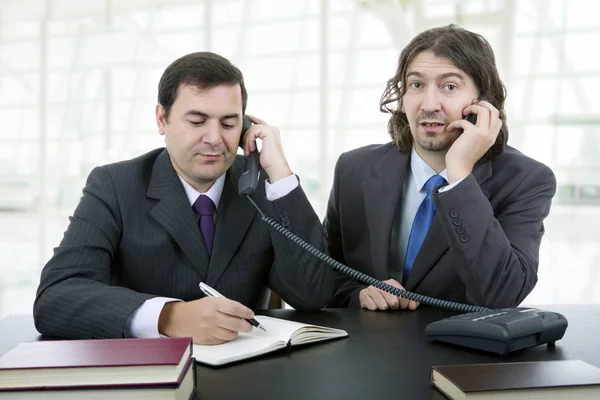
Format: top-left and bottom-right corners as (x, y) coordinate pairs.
(265, 174), (299, 201)
(127, 297), (182, 339)
(438, 176), (467, 193)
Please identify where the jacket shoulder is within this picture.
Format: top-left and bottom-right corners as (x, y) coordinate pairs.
(101, 148), (165, 172)
(91, 148), (166, 190)
(493, 146), (555, 179)
(336, 142), (398, 170)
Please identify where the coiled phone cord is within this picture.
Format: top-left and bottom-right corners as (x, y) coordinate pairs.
(246, 197), (488, 314)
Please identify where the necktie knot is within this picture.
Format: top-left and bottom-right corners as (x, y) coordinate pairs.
(424, 175), (447, 196)
(193, 195), (215, 216)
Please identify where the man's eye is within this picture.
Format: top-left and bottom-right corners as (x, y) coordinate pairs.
(222, 124), (235, 129)
(189, 120), (204, 126)
(444, 84), (457, 91)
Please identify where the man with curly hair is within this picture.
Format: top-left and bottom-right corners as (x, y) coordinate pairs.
(325, 25), (556, 311)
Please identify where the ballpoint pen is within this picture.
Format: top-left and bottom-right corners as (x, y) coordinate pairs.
(199, 282), (268, 332)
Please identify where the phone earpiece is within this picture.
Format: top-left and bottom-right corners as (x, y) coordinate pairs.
(463, 95), (491, 125)
(463, 113), (477, 125)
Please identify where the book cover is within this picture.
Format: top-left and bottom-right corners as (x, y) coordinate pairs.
(0, 337), (191, 369)
(432, 360), (600, 399)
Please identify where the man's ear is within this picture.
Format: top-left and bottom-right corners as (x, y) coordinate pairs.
(156, 104), (167, 136)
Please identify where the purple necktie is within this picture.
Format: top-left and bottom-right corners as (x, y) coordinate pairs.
(193, 195), (216, 256)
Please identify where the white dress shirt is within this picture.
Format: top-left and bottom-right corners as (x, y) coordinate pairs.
(127, 173), (299, 338)
(394, 147), (463, 281)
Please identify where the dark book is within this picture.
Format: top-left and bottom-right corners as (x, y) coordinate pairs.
(0, 337), (192, 391)
(432, 360), (600, 399)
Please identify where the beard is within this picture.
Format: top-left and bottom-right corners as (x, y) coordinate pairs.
(414, 129), (462, 152)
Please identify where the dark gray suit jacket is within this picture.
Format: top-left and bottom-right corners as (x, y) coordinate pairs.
(33, 148), (336, 339)
(325, 143), (556, 309)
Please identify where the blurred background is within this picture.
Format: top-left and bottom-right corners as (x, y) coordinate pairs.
(1, 0), (598, 318)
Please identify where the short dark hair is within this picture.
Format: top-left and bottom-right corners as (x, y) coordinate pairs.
(380, 24), (508, 161)
(158, 52), (248, 120)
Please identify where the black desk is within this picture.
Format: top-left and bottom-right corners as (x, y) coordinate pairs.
(1, 305), (598, 399)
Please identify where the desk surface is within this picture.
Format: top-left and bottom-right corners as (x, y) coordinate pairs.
(1, 305), (598, 399)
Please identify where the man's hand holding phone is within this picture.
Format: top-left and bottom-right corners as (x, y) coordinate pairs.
(444, 99), (502, 184)
(240, 115), (292, 183)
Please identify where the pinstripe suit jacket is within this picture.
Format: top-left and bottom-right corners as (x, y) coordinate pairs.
(33, 148), (336, 339)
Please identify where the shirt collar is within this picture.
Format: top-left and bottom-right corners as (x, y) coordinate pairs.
(179, 173), (226, 208)
(410, 147), (448, 192)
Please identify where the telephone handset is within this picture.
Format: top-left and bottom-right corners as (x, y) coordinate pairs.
(238, 115), (260, 197)
(463, 113), (477, 125)
(237, 114), (568, 356)
(462, 95), (490, 125)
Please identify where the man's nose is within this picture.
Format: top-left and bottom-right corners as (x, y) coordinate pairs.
(202, 120), (223, 145)
(421, 88), (442, 112)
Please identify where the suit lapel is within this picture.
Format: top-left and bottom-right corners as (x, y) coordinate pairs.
(147, 150), (210, 280)
(362, 147), (410, 279)
(404, 158), (494, 290)
(206, 157), (257, 286)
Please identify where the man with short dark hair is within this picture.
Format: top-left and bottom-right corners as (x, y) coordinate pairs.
(325, 25), (556, 311)
(34, 52), (336, 345)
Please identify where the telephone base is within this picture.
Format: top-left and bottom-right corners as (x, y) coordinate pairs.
(424, 307), (568, 356)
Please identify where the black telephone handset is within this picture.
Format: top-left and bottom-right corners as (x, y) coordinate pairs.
(237, 114), (567, 356)
(462, 95), (491, 125)
(463, 112), (477, 125)
(238, 116), (260, 197)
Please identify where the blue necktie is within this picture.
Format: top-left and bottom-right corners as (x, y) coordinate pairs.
(403, 174), (447, 283)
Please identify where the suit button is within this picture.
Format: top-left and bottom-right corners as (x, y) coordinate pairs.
(452, 217), (463, 226)
(449, 209), (459, 218)
(280, 214), (290, 229)
(459, 234), (470, 243)
(456, 226), (466, 234)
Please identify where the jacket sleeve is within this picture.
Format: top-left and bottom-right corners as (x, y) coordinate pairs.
(263, 180), (338, 311)
(33, 166), (154, 339)
(323, 153), (367, 308)
(433, 164), (557, 308)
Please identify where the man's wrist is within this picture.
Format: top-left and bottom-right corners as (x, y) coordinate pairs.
(158, 301), (178, 337)
(266, 164), (293, 183)
(446, 165), (473, 185)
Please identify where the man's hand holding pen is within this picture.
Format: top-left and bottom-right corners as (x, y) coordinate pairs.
(158, 296), (256, 345)
(199, 282), (268, 333)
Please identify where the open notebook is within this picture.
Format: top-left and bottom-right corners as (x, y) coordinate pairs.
(193, 316), (348, 366)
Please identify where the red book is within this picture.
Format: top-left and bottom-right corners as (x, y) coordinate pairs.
(0, 337), (192, 391)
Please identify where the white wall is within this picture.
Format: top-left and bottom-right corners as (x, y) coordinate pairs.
(1, 0), (599, 317)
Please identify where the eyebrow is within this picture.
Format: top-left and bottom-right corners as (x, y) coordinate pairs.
(406, 71), (466, 82)
(184, 111), (240, 120)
